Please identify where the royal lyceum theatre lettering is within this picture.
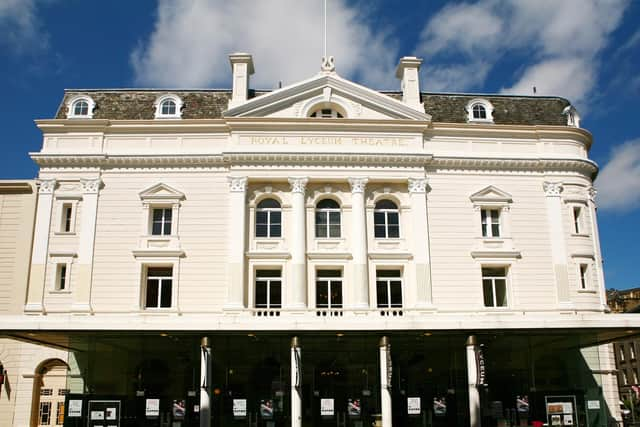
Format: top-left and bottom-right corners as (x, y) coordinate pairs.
(248, 135), (410, 147)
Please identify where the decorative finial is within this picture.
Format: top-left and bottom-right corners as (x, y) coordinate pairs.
(321, 56), (335, 72)
(320, 0), (335, 72)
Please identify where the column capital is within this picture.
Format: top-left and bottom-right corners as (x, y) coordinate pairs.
(37, 179), (57, 194)
(288, 177), (308, 194)
(80, 178), (102, 194)
(348, 177), (368, 193)
(408, 177), (428, 194)
(588, 186), (597, 202)
(543, 181), (563, 197)
(228, 176), (248, 192)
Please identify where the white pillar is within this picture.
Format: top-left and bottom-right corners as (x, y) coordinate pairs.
(466, 335), (481, 427)
(288, 177), (308, 309)
(543, 182), (571, 306)
(348, 178), (369, 309)
(228, 53), (255, 109)
(291, 336), (302, 427)
(72, 178), (102, 313)
(200, 337), (212, 427)
(225, 176), (248, 309)
(408, 177), (433, 308)
(379, 336), (392, 427)
(25, 179), (56, 313)
(588, 187), (608, 311)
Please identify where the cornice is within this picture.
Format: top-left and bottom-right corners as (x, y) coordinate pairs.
(29, 152), (598, 179)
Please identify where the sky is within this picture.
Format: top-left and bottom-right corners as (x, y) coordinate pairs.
(0, 0), (639, 289)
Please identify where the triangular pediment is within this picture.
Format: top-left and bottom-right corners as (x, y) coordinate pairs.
(224, 72), (431, 121)
(469, 185), (513, 203)
(139, 183), (185, 201)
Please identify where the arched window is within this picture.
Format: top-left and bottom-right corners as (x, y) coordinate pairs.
(160, 99), (176, 116)
(66, 96), (95, 118)
(315, 199), (341, 238)
(472, 104), (486, 120)
(154, 95), (183, 119)
(466, 98), (494, 123)
(310, 108), (343, 118)
(73, 100), (89, 116)
(374, 199), (399, 238)
(256, 198), (282, 238)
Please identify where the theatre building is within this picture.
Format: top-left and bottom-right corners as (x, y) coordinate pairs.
(1, 53), (639, 427)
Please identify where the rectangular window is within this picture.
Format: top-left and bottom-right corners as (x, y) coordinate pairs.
(151, 208), (172, 235)
(255, 270), (282, 309)
(620, 345), (625, 361)
(316, 270), (343, 309)
(40, 388), (53, 396)
(145, 267), (173, 309)
(61, 203), (73, 232)
(55, 264), (68, 291)
(315, 211), (341, 238)
(622, 370), (629, 385)
(482, 267), (508, 307)
(56, 401), (65, 425)
(573, 206), (582, 234)
(39, 401), (52, 425)
(631, 344), (636, 360)
(481, 209), (500, 237)
(376, 270), (402, 308)
(579, 264), (588, 289)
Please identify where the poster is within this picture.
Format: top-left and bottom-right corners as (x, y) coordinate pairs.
(233, 399), (247, 417)
(68, 400), (82, 417)
(564, 414), (574, 425)
(105, 407), (116, 420)
(260, 400), (273, 418)
(516, 395), (529, 413)
(348, 399), (361, 417)
(562, 402), (573, 413)
(407, 397), (421, 415)
(587, 400), (601, 410)
(433, 397), (446, 416)
(321, 398), (334, 416)
(547, 403), (564, 414)
(90, 411), (104, 420)
(172, 400), (185, 419)
(551, 414), (561, 426)
(145, 398), (160, 417)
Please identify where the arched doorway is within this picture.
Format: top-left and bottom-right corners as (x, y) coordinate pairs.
(30, 359), (69, 427)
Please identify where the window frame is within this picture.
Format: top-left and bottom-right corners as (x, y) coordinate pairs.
(254, 269), (283, 309)
(48, 253), (75, 293)
(315, 198), (341, 239)
(54, 198), (79, 235)
(154, 94), (183, 119)
(373, 199), (400, 239)
(143, 265), (174, 310)
(255, 198), (282, 239)
(481, 208), (501, 238)
(151, 207), (173, 236)
(65, 95), (96, 119)
(315, 269), (343, 309)
(375, 269), (403, 308)
(481, 266), (509, 308)
(465, 98), (494, 123)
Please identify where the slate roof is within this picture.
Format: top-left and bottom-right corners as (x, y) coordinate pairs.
(54, 89), (571, 126)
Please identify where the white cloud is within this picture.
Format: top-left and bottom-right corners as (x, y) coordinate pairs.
(417, 0), (628, 104)
(131, 0), (399, 89)
(596, 139), (640, 211)
(0, 0), (47, 52)
(423, 62), (491, 93)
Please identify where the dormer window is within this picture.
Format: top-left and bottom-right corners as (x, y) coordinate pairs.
(154, 95), (183, 119)
(466, 99), (494, 123)
(66, 96), (95, 119)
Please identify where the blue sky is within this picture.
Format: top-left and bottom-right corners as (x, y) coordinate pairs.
(1, 0), (639, 289)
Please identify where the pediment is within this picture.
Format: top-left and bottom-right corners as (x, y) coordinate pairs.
(224, 72), (431, 121)
(469, 185), (513, 203)
(139, 183), (185, 201)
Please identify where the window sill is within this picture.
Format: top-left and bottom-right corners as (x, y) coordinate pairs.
(577, 289), (597, 294)
(571, 233), (591, 238)
(54, 231), (76, 236)
(48, 290), (72, 294)
(254, 238), (284, 242)
(140, 308), (179, 314)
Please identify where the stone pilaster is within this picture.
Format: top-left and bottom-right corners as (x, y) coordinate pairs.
(288, 177), (308, 309)
(408, 177), (433, 308)
(348, 178), (369, 309)
(225, 176), (248, 309)
(543, 182), (571, 306)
